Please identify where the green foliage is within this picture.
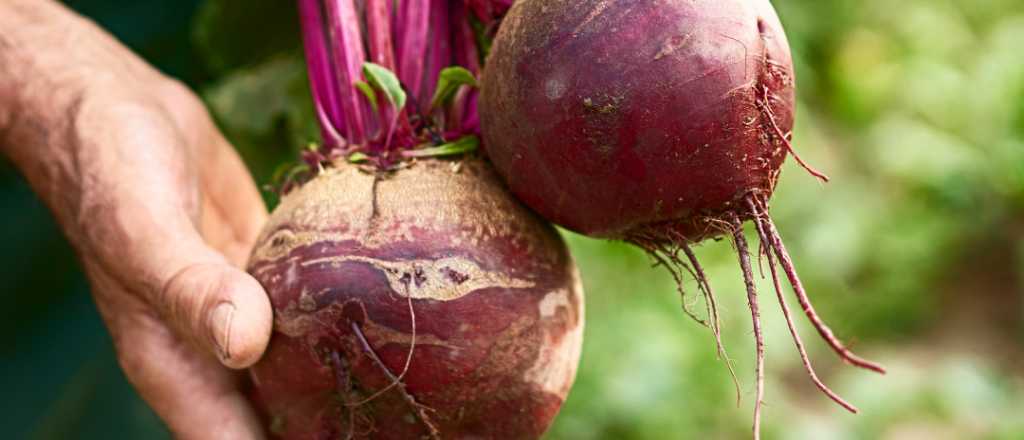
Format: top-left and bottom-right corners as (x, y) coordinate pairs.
(201, 56), (317, 201)
(430, 66), (478, 110)
(191, 0), (300, 74)
(347, 152), (370, 164)
(404, 135), (480, 158)
(363, 62), (407, 112)
(355, 80), (379, 112)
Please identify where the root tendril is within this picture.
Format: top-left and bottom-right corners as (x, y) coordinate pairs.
(746, 195), (859, 414)
(351, 321), (440, 439)
(729, 213), (766, 440)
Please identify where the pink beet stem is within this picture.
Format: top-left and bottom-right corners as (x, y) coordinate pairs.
(365, 0), (396, 70)
(298, 0), (346, 148)
(395, 0), (430, 102)
(421, 0), (452, 109)
(323, 0), (369, 145)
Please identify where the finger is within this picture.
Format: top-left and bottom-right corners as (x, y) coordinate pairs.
(199, 117), (269, 249)
(114, 303), (267, 440)
(109, 216), (273, 369)
(160, 260), (273, 369)
(86, 265), (266, 440)
(85, 168), (272, 369)
(157, 79), (268, 249)
(200, 191), (253, 267)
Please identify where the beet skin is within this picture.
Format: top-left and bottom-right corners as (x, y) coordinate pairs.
(481, 0), (795, 239)
(480, 2), (885, 439)
(247, 158), (584, 439)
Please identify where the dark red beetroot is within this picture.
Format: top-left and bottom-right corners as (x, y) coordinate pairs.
(483, 0), (815, 238)
(481, 0), (882, 437)
(245, 1), (583, 438)
(248, 158), (582, 439)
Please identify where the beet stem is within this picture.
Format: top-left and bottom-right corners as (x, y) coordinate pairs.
(323, 0), (370, 144)
(759, 206), (887, 375)
(730, 215), (765, 440)
(350, 321), (440, 439)
(746, 196), (860, 414)
(759, 85), (830, 183)
(680, 242), (742, 407)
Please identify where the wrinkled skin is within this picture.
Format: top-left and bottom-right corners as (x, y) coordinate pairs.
(481, 0), (795, 239)
(248, 158), (584, 440)
(1, 1), (273, 438)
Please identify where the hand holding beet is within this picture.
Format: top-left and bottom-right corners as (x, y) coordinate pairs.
(1, 0), (889, 437)
(1, 1), (272, 438)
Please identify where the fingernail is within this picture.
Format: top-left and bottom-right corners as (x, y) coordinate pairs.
(210, 302), (236, 362)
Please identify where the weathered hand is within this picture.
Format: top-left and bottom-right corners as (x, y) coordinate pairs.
(1, 1), (271, 438)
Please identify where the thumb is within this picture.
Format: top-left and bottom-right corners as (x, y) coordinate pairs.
(159, 258), (274, 369)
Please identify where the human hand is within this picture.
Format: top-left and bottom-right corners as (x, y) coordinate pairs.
(1, 2), (272, 438)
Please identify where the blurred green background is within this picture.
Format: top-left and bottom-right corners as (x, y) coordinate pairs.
(2, 0), (1023, 438)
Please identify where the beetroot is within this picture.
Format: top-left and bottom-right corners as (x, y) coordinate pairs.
(246, 1), (583, 438)
(248, 158), (582, 439)
(481, 0), (883, 437)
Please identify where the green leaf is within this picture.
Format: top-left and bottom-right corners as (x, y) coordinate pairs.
(430, 66), (479, 110)
(354, 81), (379, 112)
(348, 152), (370, 163)
(403, 135), (480, 158)
(468, 14), (493, 62)
(362, 62), (406, 111)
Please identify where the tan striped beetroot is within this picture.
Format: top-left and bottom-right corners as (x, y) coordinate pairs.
(245, 1), (582, 438)
(248, 158), (582, 439)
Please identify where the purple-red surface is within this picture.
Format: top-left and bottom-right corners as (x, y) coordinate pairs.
(481, 0), (796, 239)
(248, 159), (583, 439)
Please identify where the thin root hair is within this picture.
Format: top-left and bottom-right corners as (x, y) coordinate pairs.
(729, 213), (766, 440)
(745, 195), (859, 414)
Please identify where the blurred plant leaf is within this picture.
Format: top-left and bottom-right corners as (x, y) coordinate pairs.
(202, 56), (318, 204)
(347, 152), (370, 164)
(192, 0), (301, 75)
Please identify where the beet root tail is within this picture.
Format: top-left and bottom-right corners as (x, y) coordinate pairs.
(729, 214), (766, 440)
(351, 322), (441, 440)
(746, 196), (860, 414)
(752, 197), (886, 375)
